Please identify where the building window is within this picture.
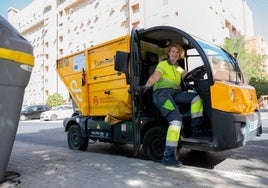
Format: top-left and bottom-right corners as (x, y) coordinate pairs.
(68, 8), (73, 14)
(80, 23), (84, 29)
(87, 19), (91, 26)
(131, 4), (139, 14)
(59, 10), (63, 17)
(132, 21), (140, 28)
(94, 16), (99, 23)
(163, 0), (168, 6)
(57, 0), (65, 6)
(94, 2), (99, 9)
(109, 8), (115, 16)
(44, 6), (52, 14)
(59, 36), (63, 42)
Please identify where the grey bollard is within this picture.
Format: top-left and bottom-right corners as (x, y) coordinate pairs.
(0, 15), (34, 182)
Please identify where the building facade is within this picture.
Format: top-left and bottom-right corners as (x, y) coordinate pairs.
(246, 36), (268, 73)
(8, 0), (255, 105)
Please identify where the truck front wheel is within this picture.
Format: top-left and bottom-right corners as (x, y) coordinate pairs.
(67, 124), (88, 151)
(142, 126), (166, 162)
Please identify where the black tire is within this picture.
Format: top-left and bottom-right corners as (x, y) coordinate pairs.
(142, 126), (166, 162)
(67, 124), (88, 151)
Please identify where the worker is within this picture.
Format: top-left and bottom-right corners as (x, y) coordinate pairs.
(143, 43), (203, 166)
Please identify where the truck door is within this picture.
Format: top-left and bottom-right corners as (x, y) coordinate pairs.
(129, 29), (143, 156)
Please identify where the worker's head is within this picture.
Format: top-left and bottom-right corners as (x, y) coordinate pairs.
(167, 44), (185, 63)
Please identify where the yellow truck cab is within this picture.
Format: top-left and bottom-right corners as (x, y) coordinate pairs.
(57, 26), (262, 161)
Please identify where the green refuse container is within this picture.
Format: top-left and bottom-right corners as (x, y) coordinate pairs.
(0, 15), (34, 181)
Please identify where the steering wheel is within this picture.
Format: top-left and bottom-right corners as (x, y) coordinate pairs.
(181, 65), (206, 91)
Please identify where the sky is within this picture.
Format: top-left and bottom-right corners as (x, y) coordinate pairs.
(0, 0), (267, 42)
(246, 0), (268, 42)
(0, 0), (33, 19)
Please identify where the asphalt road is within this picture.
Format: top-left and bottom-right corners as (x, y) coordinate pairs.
(15, 118), (268, 172)
(1, 114), (267, 187)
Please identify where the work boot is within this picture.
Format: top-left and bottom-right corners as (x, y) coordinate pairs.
(161, 146), (181, 167)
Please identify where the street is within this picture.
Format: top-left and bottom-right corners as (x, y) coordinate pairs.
(1, 115), (268, 187)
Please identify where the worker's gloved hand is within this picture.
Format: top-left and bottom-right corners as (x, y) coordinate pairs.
(140, 85), (150, 93)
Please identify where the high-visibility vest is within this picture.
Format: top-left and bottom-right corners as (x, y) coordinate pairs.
(153, 60), (184, 90)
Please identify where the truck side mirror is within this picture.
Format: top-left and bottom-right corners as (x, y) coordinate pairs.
(114, 51), (129, 73)
(234, 52), (238, 59)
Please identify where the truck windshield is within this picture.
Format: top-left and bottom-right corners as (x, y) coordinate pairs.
(196, 39), (244, 84)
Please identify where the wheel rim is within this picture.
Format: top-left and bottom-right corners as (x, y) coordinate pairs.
(69, 127), (80, 148)
(150, 135), (165, 159)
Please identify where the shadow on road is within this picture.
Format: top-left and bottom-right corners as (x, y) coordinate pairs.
(14, 122), (268, 171)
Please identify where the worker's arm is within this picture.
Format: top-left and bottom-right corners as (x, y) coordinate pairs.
(177, 66), (187, 79)
(182, 70), (188, 79)
(145, 70), (162, 87)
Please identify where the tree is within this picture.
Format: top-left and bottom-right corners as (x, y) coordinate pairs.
(222, 36), (268, 98)
(46, 93), (64, 107)
(222, 36), (267, 82)
(249, 78), (268, 98)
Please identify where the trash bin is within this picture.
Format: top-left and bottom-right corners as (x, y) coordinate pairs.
(0, 15), (34, 181)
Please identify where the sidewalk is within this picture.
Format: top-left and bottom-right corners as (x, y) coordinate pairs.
(1, 139), (267, 188)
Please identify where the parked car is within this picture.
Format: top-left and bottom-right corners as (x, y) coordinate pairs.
(20, 105), (51, 121)
(40, 105), (73, 121)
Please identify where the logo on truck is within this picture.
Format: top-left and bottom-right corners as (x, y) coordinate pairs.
(93, 96), (98, 105)
(70, 80), (82, 102)
(94, 57), (113, 68)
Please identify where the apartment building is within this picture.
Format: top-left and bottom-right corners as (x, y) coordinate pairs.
(246, 36), (268, 72)
(7, 0), (254, 105)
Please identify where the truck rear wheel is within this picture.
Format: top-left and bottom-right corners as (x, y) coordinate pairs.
(67, 124), (88, 151)
(142, 126), (166, 162)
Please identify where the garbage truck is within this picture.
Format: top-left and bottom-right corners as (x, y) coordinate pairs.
(57, 26), (262, 161)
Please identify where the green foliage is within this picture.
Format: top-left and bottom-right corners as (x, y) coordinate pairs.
(46, 93), (64, 107)
(249, 78), (268, 98)
(222, 36), (268, 97)
(222, 36), (268, 82)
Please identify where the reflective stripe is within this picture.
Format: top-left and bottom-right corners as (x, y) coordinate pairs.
(191, 97), (203, 114)
(176, 66), (184, 73)
(170, 120), (182, 127)
(0, 47), (34, 66)
(166, 141), (178, 147)
(154, 60), (182, 90)
(154, 78), (180, 90)
(166, 124), (181, 143)
(165, 115), (182, 148)
(191, 95), (200, 103)
(192, 111), (203, 118)
(162, 99), (175, 110)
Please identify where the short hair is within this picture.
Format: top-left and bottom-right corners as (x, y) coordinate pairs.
(167, 44), (185, 59)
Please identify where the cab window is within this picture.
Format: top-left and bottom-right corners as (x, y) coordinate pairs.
(196, 39), (243, 83)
